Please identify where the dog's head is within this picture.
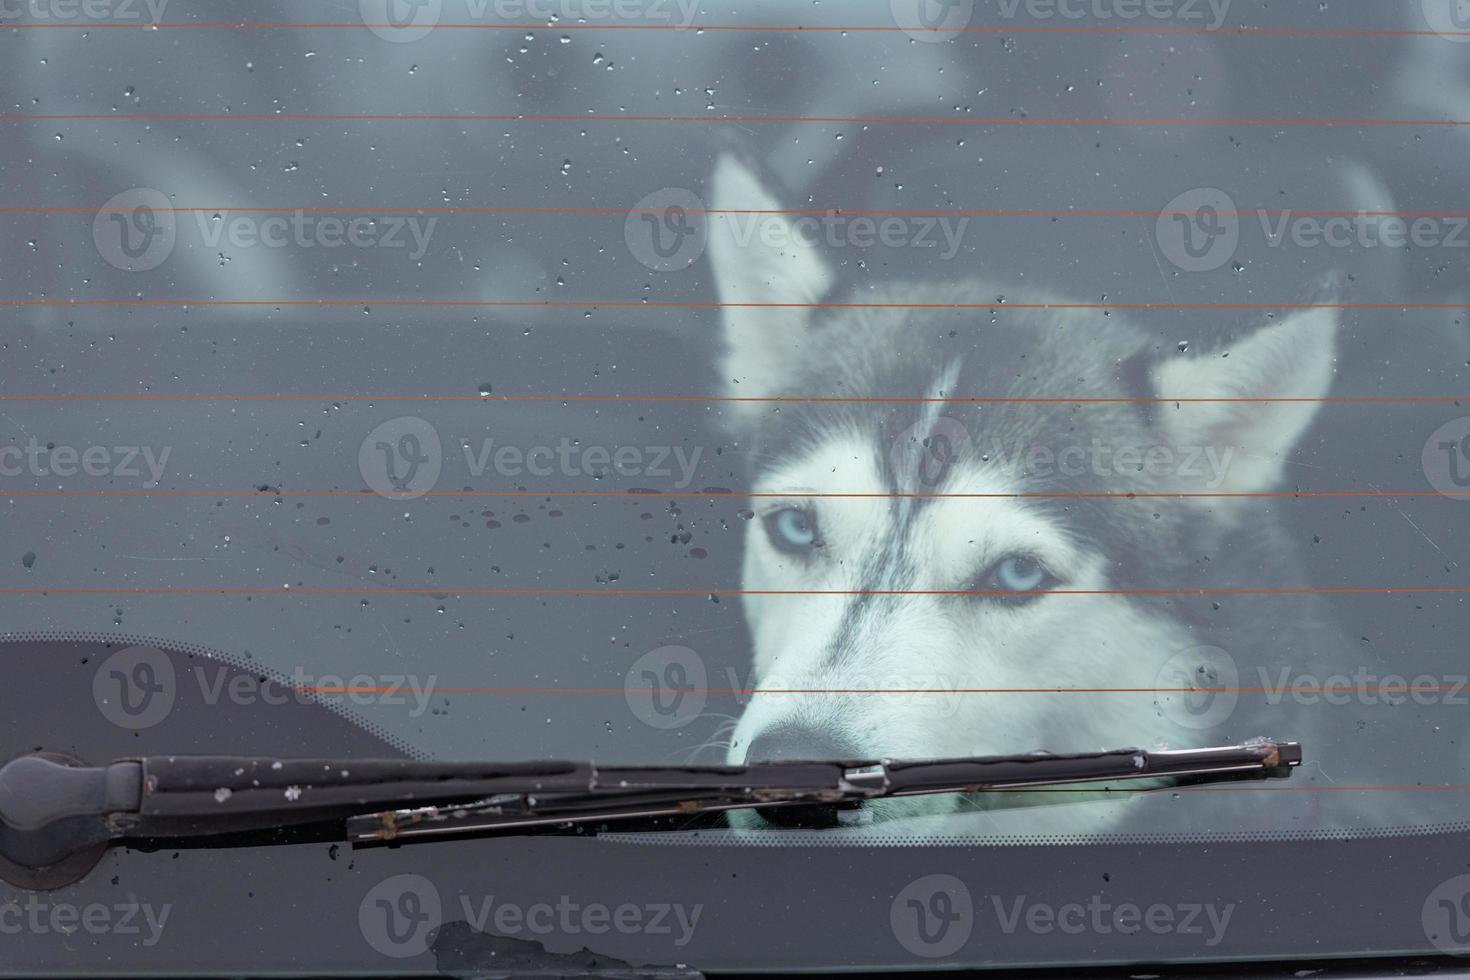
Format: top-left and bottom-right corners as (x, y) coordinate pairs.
(706, 157), (1339, 799)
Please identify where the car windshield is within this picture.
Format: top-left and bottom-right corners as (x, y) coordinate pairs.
(4, 0), (1470, 974)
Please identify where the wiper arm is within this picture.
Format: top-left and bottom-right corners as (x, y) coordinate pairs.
(0, 739), (1300, 889)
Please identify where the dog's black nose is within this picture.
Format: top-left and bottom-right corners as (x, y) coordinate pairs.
(741, 724), (864, 829)
(744, 723), (861, 763)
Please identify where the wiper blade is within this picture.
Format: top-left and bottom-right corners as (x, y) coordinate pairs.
(0, 739), (1300, 889)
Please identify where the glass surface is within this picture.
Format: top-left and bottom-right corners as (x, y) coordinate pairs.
(3, 0), (1470, 972)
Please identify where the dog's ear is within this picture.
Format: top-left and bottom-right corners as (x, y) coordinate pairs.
(706, 154), (832, 419)
(1150, 306), (1338, 495)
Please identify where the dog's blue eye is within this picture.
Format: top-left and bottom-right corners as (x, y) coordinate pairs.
(765, 507), (818, 553)
(990, 555), (1051, 595)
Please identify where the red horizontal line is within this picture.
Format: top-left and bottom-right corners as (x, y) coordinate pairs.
(0, 394), (1461, 405)
(7, 114), (1468, 126)
(4, 490), (1465, 500)
(298, 686), (1470, 695)
(0, 587), (1462, 596)
(13, 207), (1470, 218)
(3, 23), (1465, 38)
(1, 300), (1463, 311)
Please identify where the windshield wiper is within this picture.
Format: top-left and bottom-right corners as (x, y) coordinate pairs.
(0, 739), (1300, 889)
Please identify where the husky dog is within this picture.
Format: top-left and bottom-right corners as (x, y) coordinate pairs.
(705, 155), (1384, 832)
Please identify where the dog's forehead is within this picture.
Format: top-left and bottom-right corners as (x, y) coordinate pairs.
(750, 312), (1155, 487)
(742, 305), (1182, 564)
